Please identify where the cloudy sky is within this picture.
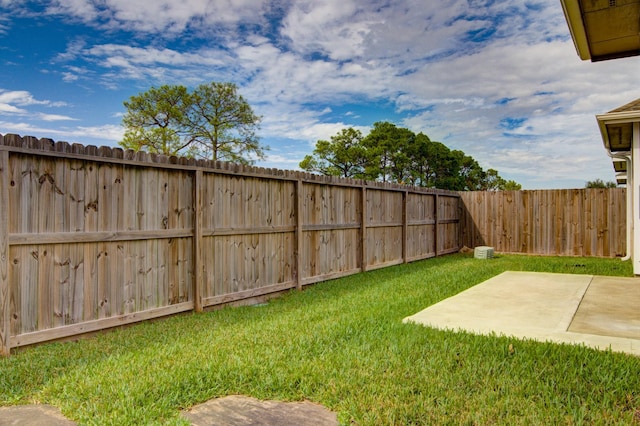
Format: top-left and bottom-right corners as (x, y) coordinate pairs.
(1, 0), (639, 189)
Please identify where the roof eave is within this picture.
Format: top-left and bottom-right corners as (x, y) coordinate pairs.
(596, 110), (640, 152)
(560, 0), (591, 61)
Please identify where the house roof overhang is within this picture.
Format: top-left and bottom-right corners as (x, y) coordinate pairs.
(597, 98), (640, 153)
(597, 99), (640, 182)
(560, 0), (640, 62)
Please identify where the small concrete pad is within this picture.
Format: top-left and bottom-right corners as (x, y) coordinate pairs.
(0, 405), (76, 426)
(182, 395), (338, 426)
(404, 271), (640, 356)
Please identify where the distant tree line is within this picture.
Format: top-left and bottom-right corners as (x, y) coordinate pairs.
(585, 179), (617, 188)
(300, 122), (521, 191)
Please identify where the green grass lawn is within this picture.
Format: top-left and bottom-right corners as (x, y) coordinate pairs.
(1, 254), (639, 425)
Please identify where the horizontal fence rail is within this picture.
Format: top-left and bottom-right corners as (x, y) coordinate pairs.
(0, 134), (460, 355)
(459, 189), (626, 258)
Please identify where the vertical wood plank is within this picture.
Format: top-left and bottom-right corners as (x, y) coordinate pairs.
(402, 191), (408, 263)
(168, 172), (179, 305)
(295, 179), (303, 290)
(145, 169), (158, 310)
(434, 194), (439, 257)
(0, 151), (10, 355)
(360, 186), (367, 272)
(193, 170), (203, 312)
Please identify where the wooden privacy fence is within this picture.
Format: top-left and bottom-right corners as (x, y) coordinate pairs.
(459, 189), (626, 257)
(0, 134), (460, 355)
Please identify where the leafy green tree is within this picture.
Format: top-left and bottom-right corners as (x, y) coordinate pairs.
(477, 169), (521, 191)
(406, 135), (463, 190)
(453, 151), (487, 190)
(362, 122), (414, 183)
(299, 128), (371, 178)
(185, 82), (264, 164)
(428, 143), (463, 190)
(120, 82), (265, 164)
(585, 179), (617, 188)
(480, 169), (507, 190)
(405, 132), (432, 187)
(120, 85), (192, 156)
(502, 180), (522, 190)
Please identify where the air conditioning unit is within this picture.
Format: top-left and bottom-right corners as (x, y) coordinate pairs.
(474, 246), (494, 259)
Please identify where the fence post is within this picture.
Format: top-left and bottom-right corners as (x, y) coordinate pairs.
(0, 150), (10, 356)
(193, 169), (203, 312)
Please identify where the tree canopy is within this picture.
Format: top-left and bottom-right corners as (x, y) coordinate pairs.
(120, 82), (265, 164)
(300, 122), (521, 191)
(299, 128), (371, 179)
(585, 179), (617, 188)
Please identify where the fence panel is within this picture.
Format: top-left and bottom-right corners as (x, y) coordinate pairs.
(406, 193), (436, 261)
(300, 183), (362, 284)
(438, 194), (461, 255)
(200, 174), (297, 306)
(366, 189), (404, 270)
(6, 153), (195, 346)
(459, 189), (626, 257)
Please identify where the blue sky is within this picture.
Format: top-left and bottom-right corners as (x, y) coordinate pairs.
(1, 0), (639, 189)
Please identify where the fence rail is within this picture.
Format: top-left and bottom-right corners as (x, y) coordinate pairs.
(0, 134), (460, 355)
(459, 189), (626, 257)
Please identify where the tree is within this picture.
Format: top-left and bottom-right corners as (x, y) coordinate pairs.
(120, 85), (193, 156)
(405, 132), (434, 187)
(585, 179), (617, 188)
(120, 82), (265, 164)
(426, 142), (462, 190)
(361, 122), (416, 183)
(405, 135), (465, 190)
(480, 168), (505, 190)
(502, 180), (522, 190)
(299, 128), (371, 178)
(185, 82), (264, 164)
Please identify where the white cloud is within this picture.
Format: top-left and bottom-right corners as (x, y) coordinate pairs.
(281, 0), (375, 60)
(45, 0), (272, 34)
(0, 89), (48, 107)
(0, 90), (69, 117)
(37, 113), (77, 121)
(0, 121), (123, 144)
(0, 103), (25, 114)
(46, 0), (100, 22)
(58, 42), (237, 87)
(62, 72), (78, 82)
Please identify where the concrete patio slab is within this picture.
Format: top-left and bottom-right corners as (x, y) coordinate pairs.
(404, 271), (640, 356)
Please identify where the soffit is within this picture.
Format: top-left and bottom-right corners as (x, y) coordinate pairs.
(562, 0), (640, 61)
